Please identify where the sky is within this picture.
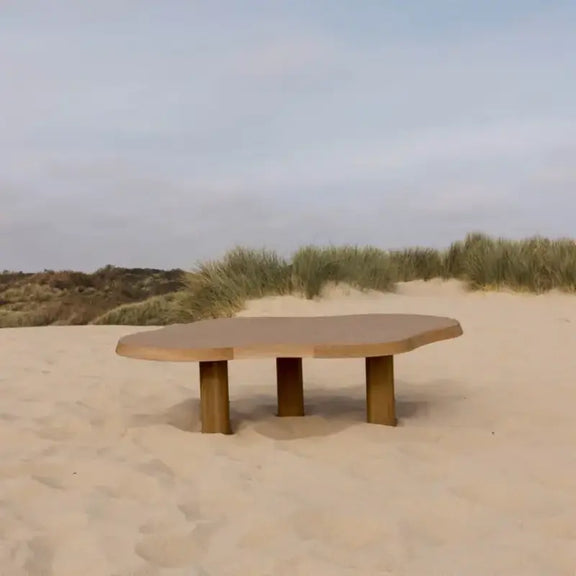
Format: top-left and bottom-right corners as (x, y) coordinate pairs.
(1, 0), (575, 271)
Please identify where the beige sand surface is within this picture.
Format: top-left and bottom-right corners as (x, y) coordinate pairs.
(1, 279), (576, 575)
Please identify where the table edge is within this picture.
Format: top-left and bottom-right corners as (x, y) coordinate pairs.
(115, 321), (463, 362)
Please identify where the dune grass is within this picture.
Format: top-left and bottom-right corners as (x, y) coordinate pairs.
(453, 233), (576, 292)
(91, 294), (187, 326)
(3, 233), (576, 326)
(94, 248), (295, 325)
(172, 247), (294, 322)
(291, 245), (396, 298)
(388, 247), (445, 282)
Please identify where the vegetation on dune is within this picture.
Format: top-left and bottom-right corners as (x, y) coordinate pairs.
(388, 247), (445, 282)
(453, 233), (576, 292)
(2, 233), (576, 327)
(291, 245), (396, 298)
(175, 247), (293, 321)
(0, 266), (186, 327)
(92, 293), (194, 326)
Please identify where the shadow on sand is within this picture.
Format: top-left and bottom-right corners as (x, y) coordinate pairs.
(129, 378), (468, 440)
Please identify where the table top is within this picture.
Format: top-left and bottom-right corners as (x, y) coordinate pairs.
(115, 314), (463, 362)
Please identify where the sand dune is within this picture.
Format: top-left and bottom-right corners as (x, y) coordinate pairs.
(1, 280), (576, 575)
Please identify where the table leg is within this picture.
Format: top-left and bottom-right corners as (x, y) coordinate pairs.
(276, 358), (305, 417)
(365, 355), (397, 426)
(199, 360), (232, 434)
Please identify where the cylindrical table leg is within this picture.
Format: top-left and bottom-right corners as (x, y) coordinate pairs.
(199, 360), (232, 434)
(276, 357), (305, 417)
(365, 355), (397, 426)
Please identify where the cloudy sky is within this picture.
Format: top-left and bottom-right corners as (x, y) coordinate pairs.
(1, 1), (575, 271)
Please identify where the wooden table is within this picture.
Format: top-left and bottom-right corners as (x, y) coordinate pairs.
(116, 314), (463, 434)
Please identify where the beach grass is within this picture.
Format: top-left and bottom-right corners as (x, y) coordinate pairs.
(2, 233), (576, 327)
(291, 245), (397, 298)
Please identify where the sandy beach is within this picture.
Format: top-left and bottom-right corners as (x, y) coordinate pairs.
(1, 279), (576, 575)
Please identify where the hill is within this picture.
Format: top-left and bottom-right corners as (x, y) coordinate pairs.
(0, 266), (185, 327)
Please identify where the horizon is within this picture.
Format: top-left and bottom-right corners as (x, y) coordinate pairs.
(2, 1), (575, 272)
(3, 231), (575, 275)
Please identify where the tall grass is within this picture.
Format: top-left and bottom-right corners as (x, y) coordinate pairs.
(389, 248), (445, 281)
(291, 245), (396, 298)
(383, 233), (576, 293)
(175, 247), (293, 320)
(456, 233), (576, 292)
(19, 233), (576, 326)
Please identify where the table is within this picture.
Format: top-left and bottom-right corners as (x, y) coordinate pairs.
(115, 314), (463, 434)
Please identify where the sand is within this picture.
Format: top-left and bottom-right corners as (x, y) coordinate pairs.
(1, 279), (576, 575)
